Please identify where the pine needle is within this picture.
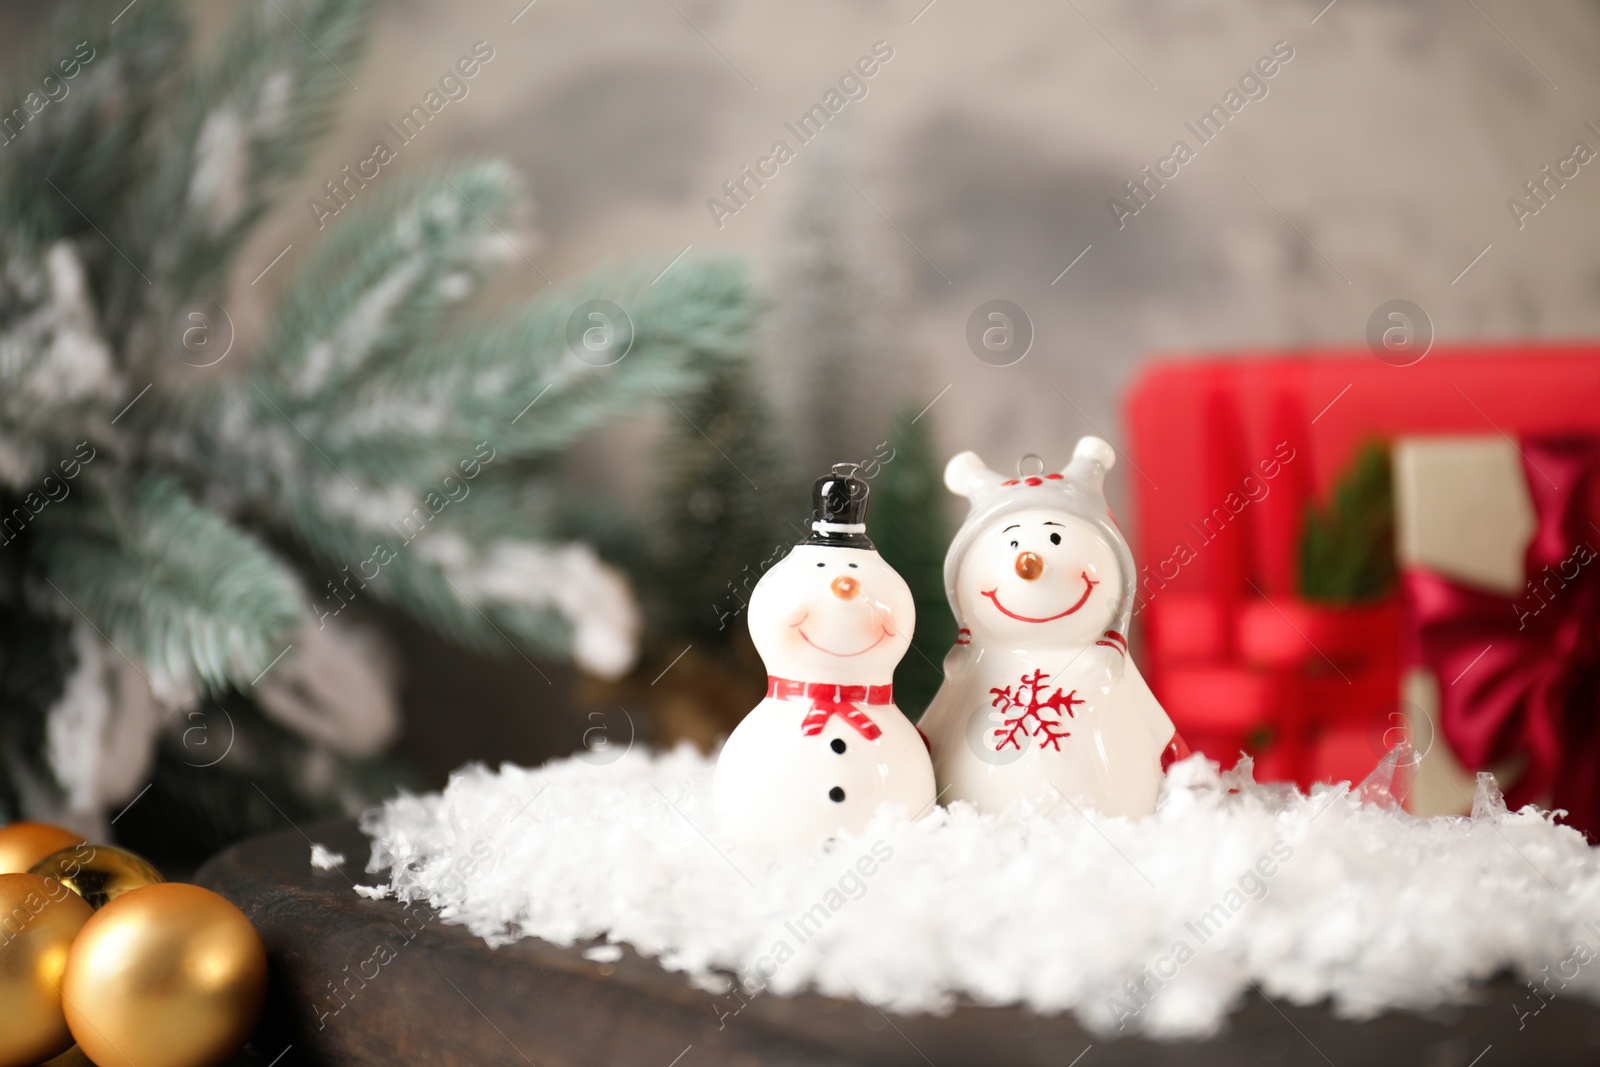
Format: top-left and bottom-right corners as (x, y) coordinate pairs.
(35, 476), (303, 692)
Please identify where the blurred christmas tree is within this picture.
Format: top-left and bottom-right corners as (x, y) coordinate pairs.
(586, 357), (800, 750)
(867, 408), (954, 717)
(644, 359), (799, 646)
(0, 0), (753, 855)
(584, 139), (956, 740)
(767, 138), (912, 475)
(581, 137), (934, 748)
(770, 138), (951, 716)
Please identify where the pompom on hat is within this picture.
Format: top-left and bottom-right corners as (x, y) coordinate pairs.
(941, 436), (1137, 640)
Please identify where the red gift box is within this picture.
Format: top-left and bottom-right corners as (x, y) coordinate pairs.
(1126, 347), (1600, 789)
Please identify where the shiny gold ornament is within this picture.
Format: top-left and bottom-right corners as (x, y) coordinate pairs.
(30, 843), (164, 910)
(62, 883), (267, 1067)
(0, 821), (84, 874)
(0, 873), (94, 1067)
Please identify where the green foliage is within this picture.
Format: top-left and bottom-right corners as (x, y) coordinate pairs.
(1297, 440), (1398, 604)
(868, 408), (954, 717)
(166, 176), (755, 658)
(0, 0), (188, 257)
(248, 161), (521, 409)
(0, 0), (756, 847)
(768, 142), (908, 476)
(35, 476), (303, 693)
(636, 356), (798, 646)
(143, 0), (373, 298)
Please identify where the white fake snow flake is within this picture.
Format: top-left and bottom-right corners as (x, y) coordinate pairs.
(188, 108), (248, 234)
(583, 944), (624, 963)
(358, 746), (1600, 1039)
(253, 70), (294, 136)
(45, 621), (167, 821)
(310, 843), (347, 870)
(413, 536), (640, 679)
(437, 272), (473, 301)
(292, 259), (424, 396)
(316, 478), (421, 532)
(352, 884), (387, 899)
(0, 242), (120, 482)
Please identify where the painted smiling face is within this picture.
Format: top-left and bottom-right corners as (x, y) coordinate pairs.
(747, 544), (914, 685)
(956, 507), (1119, 646)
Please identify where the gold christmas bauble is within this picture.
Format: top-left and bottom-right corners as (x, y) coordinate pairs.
(0, 821), (84, 874)
(30, 844), (164, 910)
(62, 883), (267, 1067)
(0, 873), (94, 1067)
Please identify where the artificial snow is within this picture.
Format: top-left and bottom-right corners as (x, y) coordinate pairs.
(413, 537), (640, 679)
(46, 621), (165, 824)
(291, 259), (425, 397)
(358, 745), (1600, 1039)
(188, 108), (248, 234)
(310, 844), (347, 870)
(0, 241), (120, 488)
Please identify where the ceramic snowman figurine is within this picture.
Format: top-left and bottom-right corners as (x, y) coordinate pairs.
(919, 438), (1189, 817)
(712, 465), (935, 851)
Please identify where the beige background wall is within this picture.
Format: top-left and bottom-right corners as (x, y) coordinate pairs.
(227, 0), (1600, 469)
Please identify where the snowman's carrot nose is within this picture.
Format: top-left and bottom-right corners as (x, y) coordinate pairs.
(1015, 551), (1044, 580)
(830, 575), (861, 599)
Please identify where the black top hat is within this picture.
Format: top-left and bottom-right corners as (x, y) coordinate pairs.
(803, 463), (875, 550)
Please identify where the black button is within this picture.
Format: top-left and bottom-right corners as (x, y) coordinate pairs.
(830, 738), (846, 753)
(828, 786), (845, 803)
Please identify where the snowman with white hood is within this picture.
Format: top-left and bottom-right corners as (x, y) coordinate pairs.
(918, 438), (1189, 817)
(713, 465), (936, 851)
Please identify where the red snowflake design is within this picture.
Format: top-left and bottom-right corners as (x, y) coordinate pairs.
(989, 669), (1083, 752)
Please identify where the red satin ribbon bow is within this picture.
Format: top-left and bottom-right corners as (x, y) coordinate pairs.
(766, 676), (890, 740)
(1404, 437), (1600, 837)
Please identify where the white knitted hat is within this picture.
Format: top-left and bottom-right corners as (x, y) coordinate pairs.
(941, 436), (1136, 640)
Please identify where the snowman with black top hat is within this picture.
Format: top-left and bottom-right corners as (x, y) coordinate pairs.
(712, 465), (936, 851)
